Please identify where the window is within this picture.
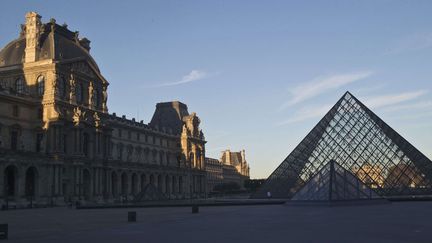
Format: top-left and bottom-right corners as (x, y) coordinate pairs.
(12, 105), (19, 117)
(63, 134), (67, 153)
(137, 133), (140, 141)
(76, 83), (83, 102)
(58, 76), (66, 98)
(37, 108), (43, 120)
(83, 133), (89, 156)
(15, 78), (24, 93)
(36, 133), (43, 152)
(37, 76), (45, 96)
(117, 144), (123, 160)
(128, 131), (131, 140)
(11, 131), (18, 150)
(93, 88), (99, 108)
(118, 129), (122, 138)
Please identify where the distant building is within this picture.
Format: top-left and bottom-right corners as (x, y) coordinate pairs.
(205, 157), (223, 193)
(205, 149), (250, 192)
(221, 150), (250, 177)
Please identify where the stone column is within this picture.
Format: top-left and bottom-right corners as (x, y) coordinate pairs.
(0, 164), (4, 198)
(58, 165), (63, 196)
(106, 169), (111, 196)
(73, 166), (77, 196)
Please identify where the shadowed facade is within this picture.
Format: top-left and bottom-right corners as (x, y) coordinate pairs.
(0, 12), (206, 207)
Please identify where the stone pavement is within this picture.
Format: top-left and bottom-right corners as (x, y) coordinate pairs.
(1, 201), (432, 243)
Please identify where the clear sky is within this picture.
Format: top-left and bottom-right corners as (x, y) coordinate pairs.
(1, 1), (431, 178)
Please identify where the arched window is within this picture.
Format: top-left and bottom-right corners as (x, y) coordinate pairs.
(76, 83), (83, 102)
(37, 75), (45, 96)
(15, 78), (24, 93)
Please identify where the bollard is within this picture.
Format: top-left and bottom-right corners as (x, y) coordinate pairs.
(0, 224), (8, 240)
(192, 205), (199, 214)
(128, 211), (137, 222)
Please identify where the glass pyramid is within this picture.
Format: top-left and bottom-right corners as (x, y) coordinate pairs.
(252, 92), (432, 199)
(291, 160), (381, 201)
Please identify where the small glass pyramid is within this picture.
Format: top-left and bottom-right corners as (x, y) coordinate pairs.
(292, 160), (381, 201)
(252, 92), (432, 199)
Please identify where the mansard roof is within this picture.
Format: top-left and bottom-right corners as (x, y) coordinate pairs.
(0, 20), (100, 73)
(150, 101), (190, 134)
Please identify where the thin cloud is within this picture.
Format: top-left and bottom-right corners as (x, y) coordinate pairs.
(380, 101), (432, 113)
(385, 32), (432, 55)
(154, 70), (209, 87)
(280, 71), (373, 110)
(277, 90), (428, 126)
(276, 104), (332, 126)
(362, 90), (428, 109)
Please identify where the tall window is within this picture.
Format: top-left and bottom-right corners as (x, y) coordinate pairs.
(37, 76), (45, 96)
(93, 89), (99, 108)
(12, 105), (19, 117)
(76, 83), (83, 102)
(58, 76), (66, 98)
(11, 131), (18, 150)
(83, 133), (89, 156)
(36, 133), (43, 152)
(15, 78), (24, 93)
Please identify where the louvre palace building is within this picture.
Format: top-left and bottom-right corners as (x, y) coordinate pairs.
(0, 12), (207, 206)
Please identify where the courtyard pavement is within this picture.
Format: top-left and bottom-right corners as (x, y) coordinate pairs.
(1, 201), (431, 243)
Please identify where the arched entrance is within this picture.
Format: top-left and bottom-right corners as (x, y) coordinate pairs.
(121, 172), (128, 196)
(165, 175), (170, 194)
(4, 165), (18, 198)
(131, 173), (138, 195)
(140, 174), (146, 191)
(83, 169), (91, 200)
(111, 172), (118, 196)
(25, 167), (38, 197)
(149, 174), (154, 185)
(157, 175), (162, 191)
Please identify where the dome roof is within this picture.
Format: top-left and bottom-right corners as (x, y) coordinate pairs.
(0, 22), (100, 73)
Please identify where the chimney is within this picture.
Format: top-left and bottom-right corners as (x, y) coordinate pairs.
(24, 12), (42, 63)
(225, 150), (231, 165)
(79, 38), (91, 52)
(241, 149), (246, 163)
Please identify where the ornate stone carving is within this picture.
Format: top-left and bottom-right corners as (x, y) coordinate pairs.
(69, 71), (76, 103)
(88, 81), (94, 106)
(93, 112), (101, 128)
(72, 107), (86, 126)
(52, 72), (58, 96)
(102, 85), (108, 111)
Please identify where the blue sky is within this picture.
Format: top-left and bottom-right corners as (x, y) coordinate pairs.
(1, 1), (431, 178)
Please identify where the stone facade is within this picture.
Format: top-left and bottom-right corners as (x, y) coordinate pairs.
(0, 12), (206, 206)
(205, 149), (250, 192)
(205, 157), (223, 192)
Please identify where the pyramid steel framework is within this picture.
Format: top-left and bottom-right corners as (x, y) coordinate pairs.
(252, 92), (432, 199)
